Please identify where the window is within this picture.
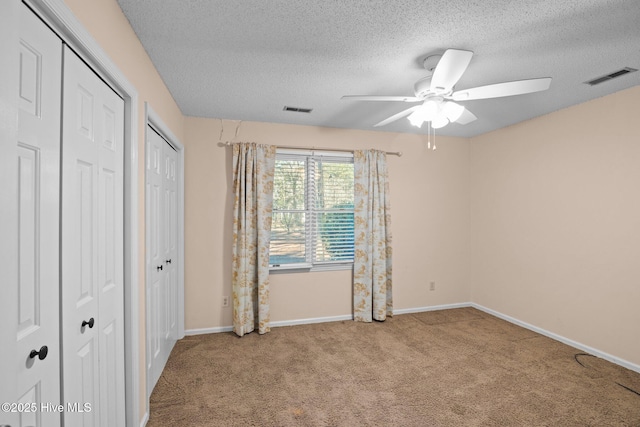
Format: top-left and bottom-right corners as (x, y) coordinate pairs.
(269, 150), (354, 271)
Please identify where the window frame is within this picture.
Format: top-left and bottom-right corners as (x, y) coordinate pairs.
(269, 149), (354, 273)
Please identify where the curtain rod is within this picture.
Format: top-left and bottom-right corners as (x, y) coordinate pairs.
(223, 141), (402, 157)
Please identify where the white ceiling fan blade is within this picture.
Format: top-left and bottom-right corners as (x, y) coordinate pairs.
(455, 108), (477, 125)
(373, 106), (420, 127)
(430, 49), (474, 94)
(451, 77), (552, 101)
(341, 95), (421, 102)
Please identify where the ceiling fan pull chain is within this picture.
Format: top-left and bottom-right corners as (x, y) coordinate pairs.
(432, 126), (437, 151)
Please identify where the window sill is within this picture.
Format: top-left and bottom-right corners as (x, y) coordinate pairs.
(269, 262), (353, 274)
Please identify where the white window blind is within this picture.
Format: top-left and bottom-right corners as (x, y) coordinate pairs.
(270, 151), (354, 270)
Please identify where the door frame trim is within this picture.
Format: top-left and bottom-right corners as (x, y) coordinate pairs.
(20, 1), (142, 425)
(144, 103), (186, 401)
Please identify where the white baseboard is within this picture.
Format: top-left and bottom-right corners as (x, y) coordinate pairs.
(470, 303), (640, 375)
(393, 302), (472, 315)
(270, 314), (353, 328)
(184, 306), (466, 335)
(185, 325), (234, 335)
(139, 411), (149, 427)
(185, 314), (353, 336)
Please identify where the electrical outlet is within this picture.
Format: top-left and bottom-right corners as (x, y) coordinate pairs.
(429, 281), (436, 291)
(222, 296), (230, 307)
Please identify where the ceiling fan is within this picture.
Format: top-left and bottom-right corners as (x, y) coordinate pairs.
(342, 49), (551, 129)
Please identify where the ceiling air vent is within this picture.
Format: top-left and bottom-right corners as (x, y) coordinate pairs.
(585, 67), (637, 86)
(283, 106), (313, 113)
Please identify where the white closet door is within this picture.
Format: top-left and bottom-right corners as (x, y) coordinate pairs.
(3, 5), (64, 427)
(12, 4), (63, 425)
(146, 126), (178, 395)
(0, 3), (19, 422)
(163, 142), (179, 355)
(61, 45), (125, 427)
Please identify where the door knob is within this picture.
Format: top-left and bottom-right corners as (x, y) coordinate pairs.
(82, 318), (95, 329)
(157, 265), (163, 271)
(29, 345), (48, 360)
(165, 259), (172, 264)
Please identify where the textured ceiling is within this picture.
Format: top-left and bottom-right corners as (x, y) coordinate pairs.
(116, 0), (640, 138)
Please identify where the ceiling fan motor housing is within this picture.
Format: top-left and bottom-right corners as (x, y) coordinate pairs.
(414, 76), (433, 98)
(414, 54), (444, 97)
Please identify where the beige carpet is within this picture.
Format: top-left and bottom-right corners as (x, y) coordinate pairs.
(148, 308), (640, 426)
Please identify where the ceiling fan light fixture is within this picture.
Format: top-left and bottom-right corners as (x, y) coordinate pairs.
(407, 110), (425, 127)
(431, 115), (449, 129)
(442, 101), (465, 122)
(421, 100), (439, 121)
(407, 99), (440, 127)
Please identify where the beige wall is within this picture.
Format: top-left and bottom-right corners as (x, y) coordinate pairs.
(470, 86), (640, 367)
(62, 0), (185, 420)
(184, 119), (471, 328)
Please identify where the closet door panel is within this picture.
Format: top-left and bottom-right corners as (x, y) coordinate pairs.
(146, 127), (179, 396)
(97, 80), (125, 427)
(12, 4), (63, 426)
(61, 48), (100, 427)
(61, 45), (125, 427)
(165, 145), (179, 339)
(146, 126), (165, 393)
(0, 4), (20, 420)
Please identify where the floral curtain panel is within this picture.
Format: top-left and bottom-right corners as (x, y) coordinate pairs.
(353, 149), (393, 322)
(231, 142), (276, 336)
